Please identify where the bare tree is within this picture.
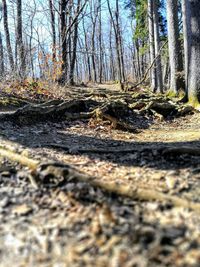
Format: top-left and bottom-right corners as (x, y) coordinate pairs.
(148, 0), (156, 91)
(82, 18), (92, 81)
(107, 0), (125, 88)
(166, 0), (183, 94)
(2, 0), (14, 71)
(181, 0), (190, 96)
(69, 0), (81, 85)
(153, 0), (163, 93)
(0, 5), (5, 77)
(0, 33), (4, 78)
(186, 0), (200, 104)
(60, 0), (67, 83)
(49, 0), (56, 61)
(16, 0), (25, 78)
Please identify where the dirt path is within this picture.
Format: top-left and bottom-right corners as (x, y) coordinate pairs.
(0, 85), (200, 266)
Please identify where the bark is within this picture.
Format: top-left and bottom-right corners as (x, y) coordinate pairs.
(153, 0), (163, 93)
(67, 0), (73, 67)
(135, 39), (141, 81)
(148, 0), (156, 91)
(91, 4), (97, 83)
(107, 0), (125, 86)
(0, 32), (4, 77)
(98, 0), (103, 83)
(60, 0), (67, 83)
(69, 0), (81, 85)
(16, 0), (25, 78)
(166, 0), (183, 94)
(109, 22), (116, 81)
(163, 57), (169, 86)
(49, 0), (56, 61)
(83, 20), (92, 81)
(28, 3), (36, 79)
(116, 0), (125, 83)
(187, 0), (200, 104)
(182, 0), (190, 97)
(2, 0), (14, 71)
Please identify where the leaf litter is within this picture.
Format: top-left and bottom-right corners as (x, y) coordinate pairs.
(0, 84), (200, 266)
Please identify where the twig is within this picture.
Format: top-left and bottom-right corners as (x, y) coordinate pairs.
(129, 40), (168, 90)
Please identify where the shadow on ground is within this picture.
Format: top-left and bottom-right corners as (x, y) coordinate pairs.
(1, 120), (200, 172)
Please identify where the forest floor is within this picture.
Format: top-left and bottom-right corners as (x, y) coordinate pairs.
(0, 82), (200, 266)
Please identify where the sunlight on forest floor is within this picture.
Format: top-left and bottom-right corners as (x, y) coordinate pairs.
(144, 129), (200, 142)
(0, 83), (200, 266)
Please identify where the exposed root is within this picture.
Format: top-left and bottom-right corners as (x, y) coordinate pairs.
(1, 146), (200, 212)
(0, 147), (39, 188)
(43, 143), (143, 153)
(0, 147), (39, 169)
(0, 91), (195, 136)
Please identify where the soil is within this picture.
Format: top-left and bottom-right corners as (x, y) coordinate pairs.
(0, 84), (200, 267)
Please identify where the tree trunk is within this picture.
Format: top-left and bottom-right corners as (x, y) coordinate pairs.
(107, 0), (125, 87)
(135, 39), (141, 81)
(153, 0), (163, 93)
(60, 0), (67, 84)
(166, 0), (183, 94)
(148, 0), (156, 91)
(0, 32), (4, 78)
(109, 22), (115, 81)
(69, 0), (81, 85)
(115, 0), (125, 84)
(187, 0), (200, 105)
(16, 0), (25, 79)
(83, 20), (92, 81)
(98, 0), (103, 83)
(2, 0), (14, 72)
(49, 0), (56, 62)
(91, 16), (97, 82)
(182, 0), (190, 98)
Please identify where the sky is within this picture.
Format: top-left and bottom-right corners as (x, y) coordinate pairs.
(0, 0), (133, 43)
(0, 0), (133, 77)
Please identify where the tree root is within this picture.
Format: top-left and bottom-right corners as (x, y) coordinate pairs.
(1, 146), (200, 212)
(44, 144), (200, 158)
(0, 99), (99, 123)
(0, 147), (39, 188)
(0, 97), (140, 132)
(0, 90), (195, 131)
(0, 147), (39, 169)
(43, 143), (143, 153)
(99, 113), (138, 132)
(92, 101), (139, 132)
